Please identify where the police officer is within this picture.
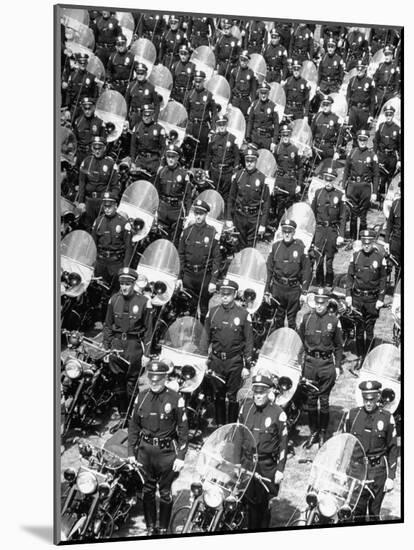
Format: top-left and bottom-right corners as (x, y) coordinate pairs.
(369, 27), (400, 55)
(344, 29), (369, 71)
(265, 219), (311, 330)
(171, 44), (195, 104)
(106, 34), (134, 95)
(183, 70), (217, 167)
(311, 95), (341, 164)
(103, 267), (154, 418)
(177, 199), (221, 319)
(137, 13), (166, 51)
(127, 360), (188, 535)
(373, 105), (401, 197)
(311, 168), (346, 287)
(62, 53), (99, 121)
(229, 51), (258, 118)
(264, 30), (288, 84)
(239, 374), (288, 529)
(346, 60), (376, 141)
(215, 19), (241, 80)
(73, 97), (105, 166)
(243, 20), (268, 54)
(155, 145), (192, 244)
(77, 135), (120, 231)
(342, 129), (379, 239)
(92, 10), (121, 67)
(299, 288), (344, 448)
(200, 279), (254, 425)
(317, 39), (345, 95)
(288, 23), (314, 64)
(187, 16), (215, 49)
(226, 147), (270, 249)
(373, 46), (400, 110)
(159, 15), (187, 70)
(345, 380), (398, 522)
(205, 114), (240, 200)
(246, 82), (280, 151)
(125, 63), (161, 129)
(283, 60), (311, 121)
(130, 104), (166, 180)
(346, 229), (387, 375)
(384, 192), (401, 273)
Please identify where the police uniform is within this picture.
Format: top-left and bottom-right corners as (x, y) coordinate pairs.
(273, 23), (293, 50)
(107, 48), (134, 95)
(243, 20), (268, 54)
(265, 220), (311, 329)
(310, 99), (341, 161)
(385, 196), (401, 268)
(159, 24), (187, 70)
(373, 57), (400, 109)
(239, 375), (288, 529)
(73, 100), (106, 165)
(345, 381), (398, 521)
(346, 65), (376, 137)
(299, 290), (343, 447)
(288, 24), (314, 63)
(187, 16), (215, 48)
(103, 268), (154, 413)
(227, 150), (270, 249)
(65, 63), (100, 120)
(201, 279), (254, 425)
(369, 28), (400, 54)
(344, 30), (369, 71)
(373, 109), (400, 194)
(171, 55), (196, 104)
(137, 14), (166, 50)
(92, 13), (121, 66)
(130, 114), (166, 178)
(317, 49), (345, 94)
(229, 54), (258, 117)
(346, 230), (387, 359)
(125, 68), (161, 129)
(214, 24), (241, 80)
(127, 361), (189, 534)
(320, 25), (347, 49)
(283, 70), (311, 120)
(263, 38), (288, 83)
(246, 88), (280, 150)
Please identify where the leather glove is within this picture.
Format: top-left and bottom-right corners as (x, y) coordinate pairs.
(345, 296), (352, 307)
(225, 220), (234, 228)
(258, 225), (266, 235)
(208, 282), (217, 293)
(175, 279), (183, 291)
(270, 143), (276, 153)
(274, 471), (284, 484)
(395, 161), (401, 172)
(241, 368), (250, 380)
(333, 151), (340, 160)
(172, 458), (185, 472)
(384, 478), (394, 493)
(76, 202), (86, 213)
(300, 293), (307, 304)
(336, 236), (344, 246)
(371, 193), (377, 202)
(375, 300), (384, 309)
(303, 115), (308, 122)
(295, 185), (301, 194)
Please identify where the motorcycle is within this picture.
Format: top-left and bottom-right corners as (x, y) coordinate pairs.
(60, 430), (144, 541)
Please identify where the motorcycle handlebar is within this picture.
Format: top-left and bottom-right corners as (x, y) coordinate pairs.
(206, 369), (226, 384)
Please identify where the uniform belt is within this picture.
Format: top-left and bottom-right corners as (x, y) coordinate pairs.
(161, 195), (181, 205)
(367, 455), (384, 467)
(142, 434), (173, 449)
(353, 288), (379, 297)
(350, 176), (371, 184)
(307, 350), (332, 359)
(352, 102), (369, 110)
(191, 117), (208, 124)
(138, 151), (158, 159)
(233, 91), (250, 99)
(275, 276), (299, 286)
(113, 78), (129, 84)
(212, 350), (240, 361)
(98, 250), (123, 260)
(383, 148), (396, 155)
(194, 31), (208, 37)
(255, 128), (272, 136)
(87, 192), (103, 199)
(97, 42), (115, 48)
(287, 101), (302, 107)
(186, 263), (209, 273)
(317, 221), (338, 227)
(129, 107), (142, 113)
(212, 163), (231, 169)
(78, 144), (90, 152)
(113, 330), (141, 341)
(237, 206), (259, 215)
(277, 169), (295, 177)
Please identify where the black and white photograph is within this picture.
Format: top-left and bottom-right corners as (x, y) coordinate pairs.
(56, 2), (403, 544)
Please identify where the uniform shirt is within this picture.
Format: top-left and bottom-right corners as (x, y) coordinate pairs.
(243, 20), (267, 53)
(346, 74), (375, 115)
(385, 197), (401, 243)
(201, 301), (254, 360)
(373, 61), (399, 93)
(342, 146), (379, 193)
(229, 66), (258, 99)
(205, 131), (240, 169)
(265, 238), (311, 291)
(317, 52), (345, 84)
(187, 17), (215, 39)
(373, 122), (401, 159)
(345, 30), (369, 59)
(346, 248), (387, 299)
(238, 399), (288, 472)
(159, 29), (186, 62)
(128, 387), (189, 460)
(130, 120), (166, 159)
(311, 111), (340, 146)
(73, 114), (105, 153)
(311, 187), (346, 236)
(246, 99), (280, 142)
(178, 221), (221, 282)
(107, 50), (134, 81)
(66, 69), (99, 106)
(171, 60), (195, 93)
(91, 211), (132, 262)
(215, 34), (241, 64)
(184, 88), (217, 125)
(137, 15), (166, 40)
(283, 75), (311, 115)
(263, 43), (288, 79)
(274, 142), (304, 184)
(299, 309), (343, 365)
(78, 155), (119, 202)
(92, 15), (121, 45)
(125, 80), (160, 118)
(288, 25), (314, 59)
(273, 23), (293, 49)
(345, 406), (398, 479)
(227, 168), (270, 226)
(155, 165), (192, 204)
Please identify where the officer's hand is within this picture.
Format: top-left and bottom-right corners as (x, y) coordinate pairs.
(142, 355), (151, 368)
(367, 116), (374, 125)
(335, 367), (340, 380)
(172, 458), (185, 472)
(77, 202), (86, 213)
(62, 81), (68, 90)
(264, 292), (272, 305)
(384, 478), (394, 493)
(127, 456), (138, 465)
(258, 225), (266, 235)
(384, 242), (390, 254)
(375, 300), (384, 310)
(333, 151), (340, 160)
(300, 293), (307, 305)
(225, 220), (234, 228)
(395, 161), (401, 172)
(175, 279), (183, 291)
(274, 471), (284, 485)
(344, 115), (349, 124)
(371, 193), (377, 203)
(268, 389), (276, 403)
(270, 143), (276, 153)
(316, 85), (321, 92)
(303, 116), (308, 123)
(345, 296), (352, 308)
(336, 236), (344, 246)
(208, 282), (217, 294)
(295, 185), (301, 195)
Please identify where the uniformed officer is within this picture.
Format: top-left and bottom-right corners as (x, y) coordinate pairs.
(103, 267), (154, 417)
(344, 29), (369, 71)
(215, 19), (241, 80)
(137, 13), (166, 51)
(125, 63), (161, 129)
(92, 10), (121, 67)
(288, 23), (314, 64)
(311, 96), (341, 164)
(246, 82), (280, 151)
(346, 60), (376, 141)
(177, 199), (221, 319)
(127, 360), (188, 535)
(170, 44), (195, 104)
(384, 193), (401, 272)
(342, 129), (379, 239)
(186, 16), (215, 49)
(200, 279), (254, 425)
(130, 104), (166, 180)
(183, 71), (217, 167)
(317, 39), (345, 95)
(106, 34), (134, 95)
(320, 25), (347, 50)
(155, 145), (192, 244)
(62, 53), (100, 121)
(345, 380), (398, 522)
(77, 135), (120, 231)
(226, 147), (270, 249)
(159, 15), (187, 70)
(243, 20), (268, 54)
(346, 229), (387, 375)
(73, 97), (106, 166)
(205, 114), (240, 200)
(283, 60), (311, 121)
(239, 374), (288, 529)
(265, 219), (311, 330)
(373, 105), (401, 196)
(264, 30), (288, 83)
(373, 46), (400, 110)
(299, 288), (344, 448)
(229, 51), (258, 118)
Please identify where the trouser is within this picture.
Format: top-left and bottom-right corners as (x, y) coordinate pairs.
(210, 166), (233, 201)
(284, 105), (304, 121)
(318, 81), (340, 95)
(182, 269), (212, 319)
(158, 201), (184, 245)
(217, 60), (236, 81)
(353, 461), (387, 522)
(303, 356), (336, 433)
(234, 210), (261, 249)
(208, 355), (244, 425)
(95, 45), (115, 67)
(271, 174), (297, 228)
(94, 258), (122, 321)
(109, 81), (129, 96)
(352, 295), (379, 358)
(376, 90), (394, 112)
(348, 106), (370, 141)
(190, 35), (210, 49)
(345, 182), (371, 239)
(390, 236), (401, 268)
(83, 197), (103, 231)
(134, 155), (161, 180)
(231, 95), (251, 118)
(109, 336), (144, 413)
(245, 457), (279, 529)
(313, 144), (336, 165)
(137, 442), (177, 530)
(269, 282), (301, 330)
(314, 225), (338, 286)
(251, 132), (273, 150)
(265, 69), (283, 83)
(378, 152), (398, 195)
(187, 121), (210, 167)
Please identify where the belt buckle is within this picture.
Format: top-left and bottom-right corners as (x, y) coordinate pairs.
(121, 332), (127, 341)
(314, 351), (320, 358)
(91, 192), (98, 198)
(220, 352), (226, 360)
(153, 437), (159, 446)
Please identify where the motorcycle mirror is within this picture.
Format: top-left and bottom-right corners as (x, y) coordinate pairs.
(181, 365), (197, 380)
(327, 299), (338, 314)
(132, 217), (145, 232)
(78, 440), (93, 458)
(153, 280), (167, 295)
(68, 272), (82, 287)
(381, 387), (396, 404)
(278, 376), (293, 391)
(243, 288), (257, 302)
(68, 331), (82, 347)
(338, 504), (352, 521)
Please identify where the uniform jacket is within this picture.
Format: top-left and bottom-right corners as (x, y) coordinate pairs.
(229, 66), (258, 100)
(227, 168), (270, 226)
(317, 52), (345, 85)
(283, 75), (311, 115)
(299, 309), (343, 365)
(263, 43), (288, 78)
(125, 80), (160, 118)
(214, 34), (241, 64)
(311, 187), (346, 236)
(373, 122), (401, 160)
(246, 99), (280, 142)
(346, 248), (387, 299)
(205, 131), (240, 169)
(385, 197), (401, 243)
(373, 61), (399, 93)
(178, 221), (221, 282)
(92, 15), (121, 45)
(73, 114), (105, 153)
(311, 111), (340, 146)
(346, 74), (375, 115)
(342, 146), (379, 193)
(91, 211), (132, 263)
(130, 121), (166, 159)
(265, 238), (311, 291)
(155, 165), (192, 206)
(274, 142), (304, 184)
(107, 50), (134, 82)
(78, 155), (119, 202)
(184, 87), (217, 126)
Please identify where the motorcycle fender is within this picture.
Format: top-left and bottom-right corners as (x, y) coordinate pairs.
(80, 493), (101, 536)
(68, 515), (87, 539)
(61, 484), (78, 515)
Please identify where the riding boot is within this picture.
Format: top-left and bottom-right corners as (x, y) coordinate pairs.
(315, 262), (325, 287)
(325, 271), (334, 288)
(228, 400), (239, 423)
(349, 356), (364, 378)
(319, 411), (330, 447)
(143, 495), (157, 535)
(159, 500), (173, 533)
(215, 397), (226, 426)
(303, 409), (320, 448)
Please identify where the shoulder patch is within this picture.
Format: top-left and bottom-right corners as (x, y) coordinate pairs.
(279, 411), (287, 423)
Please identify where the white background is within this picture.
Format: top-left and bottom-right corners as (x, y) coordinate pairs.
(2, 0), (411, 548)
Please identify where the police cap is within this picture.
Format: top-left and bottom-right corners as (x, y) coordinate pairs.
(270, 30), (280, 38)
(359, 380), (382, 398)
(91, 135), (107, 147)
(258, 81), (271, 93)
(360, 229), (376, 242)
(118, 267), (138, 282)
(116, 34), (127, 44)
(252, 374), (273, 389)
(220, 278), (239, 293)
(193, 199), (210, 213)
(383, 45), (394, 55)
(102, 191), (117, 203)
(81, 97), (95, 107)
(281, 218), (297, 232)
(356, 59), (367, 69)
(384, 104), (396, 115)
(147, 360), (170, 376)
(216, 114), (229, 125)
(165, 144), (180, 157)
(244, 147), (259, 160)
(321, 95), (334, 105)
(77, 53), (89, 62)
(169, 15), (180, 23)
(327, 38), (336, 47)
(357, 129), (369, 140)
(280, 124), (292, 136)
(292, 60), (302, 69)
(314, 287), (329, 303)
(322, 166), (338, 180)
(240, 50), (250, 61)
(179, 44), (190, 54)
(142, 104), (155, 114)
(135, 62), (148, 73)
(194, 70), (206, 80)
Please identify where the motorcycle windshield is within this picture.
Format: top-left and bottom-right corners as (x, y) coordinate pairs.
(163, 316), (207, 354)
(367, 49), (385, 78)
(383, 174), (400, 219)
(392, 280), (401, 328)
(148, 65), (173, 110)
(227, 248), (267, 314)
(377, 97), (401, 128)
(95, 91), (127, 142)
(300, 61), (318, 100)
(257, 149), (277, 178)
(248, 54), (267, 85)
(65, 25), (95, 53)
(60, 196), (76, 218)
(196, 423), (257, 500)
(274, 202), (316, 252)
(61, 230), (96, 297)
(206, 75), (231, 112)
(118, 180), (159, 241)
(115, 11), (135, 46)
(340, 68), (357, 97)
(87, 55), (106, 85)
(61, 8), (89, 29)
(158, 101), (188, 146)
(130, 38), (157, 74)
(269, 82), (286, 121)
(190, 46), (216, 81)
(225, 105), (246, 147)
(230, 25), (242, 41)
(328, 93), (348, 122)
(290, 119), (313, 157)
(308, 434), (367, 513)
(357, 344), (401, 413)
(60, 127), (77, 165)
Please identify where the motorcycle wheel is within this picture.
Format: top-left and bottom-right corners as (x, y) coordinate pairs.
(60, 511), (80, 541)
(169, 506), (192, 534)
(95, 511), (115, 539)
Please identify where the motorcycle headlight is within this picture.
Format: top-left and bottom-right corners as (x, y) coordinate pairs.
(338, 504), (352, 521)
(182, 365), (196, 380)
(65, 358), (83, 379)
(278, 376), (293, 392)
(306, 491), (318, 508)
(243, 288), (256, 302)
(153, 280), (167, 295)
(224, 495), (237, 512)
(318, 493), (337, 518)
(381, 387), (396, 404)
(203, 485), (224, 509)
(191, 482), (203, 497)
(63, 467), (77, 482)
(76, 471), (98, 495)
